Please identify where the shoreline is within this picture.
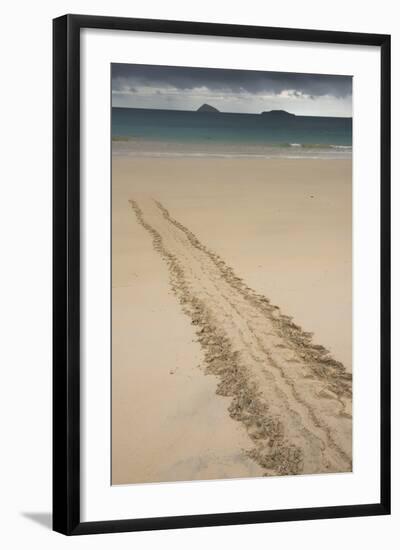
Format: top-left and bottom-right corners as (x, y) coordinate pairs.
(112, 140), (352, 160)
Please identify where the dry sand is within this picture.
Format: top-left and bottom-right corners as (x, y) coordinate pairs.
(112, 158), (352, 484)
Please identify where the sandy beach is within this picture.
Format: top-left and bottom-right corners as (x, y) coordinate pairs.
(112, 157), (352, 484)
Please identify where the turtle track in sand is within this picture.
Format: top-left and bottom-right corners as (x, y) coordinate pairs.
(129, 197), (352, 477)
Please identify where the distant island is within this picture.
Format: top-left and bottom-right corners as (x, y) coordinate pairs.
(261, 110), (296, 118)
(196, 105), (298, 118)
(197, 103), (220, 113)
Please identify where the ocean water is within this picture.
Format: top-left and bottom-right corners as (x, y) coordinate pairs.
(112, 107), (352, 159)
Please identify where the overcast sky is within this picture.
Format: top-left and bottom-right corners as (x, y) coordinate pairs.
(112, 64), (352, 117)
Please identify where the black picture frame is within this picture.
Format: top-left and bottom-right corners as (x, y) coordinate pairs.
(53, 14), (391, 535)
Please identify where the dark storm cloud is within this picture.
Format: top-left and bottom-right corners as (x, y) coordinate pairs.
(111, 63), (352, 98)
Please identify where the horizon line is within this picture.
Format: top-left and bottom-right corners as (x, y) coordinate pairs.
(111, 105), (352, 119)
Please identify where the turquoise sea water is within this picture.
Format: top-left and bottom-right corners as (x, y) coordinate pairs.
(112, 107), (352, 159)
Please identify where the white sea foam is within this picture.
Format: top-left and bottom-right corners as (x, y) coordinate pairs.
(112, 140), (352, 160)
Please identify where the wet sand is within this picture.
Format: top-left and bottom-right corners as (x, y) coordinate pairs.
(112, 158), (352, 484)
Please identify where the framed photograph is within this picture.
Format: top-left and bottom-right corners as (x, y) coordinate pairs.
(53, 14), (390, 535)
